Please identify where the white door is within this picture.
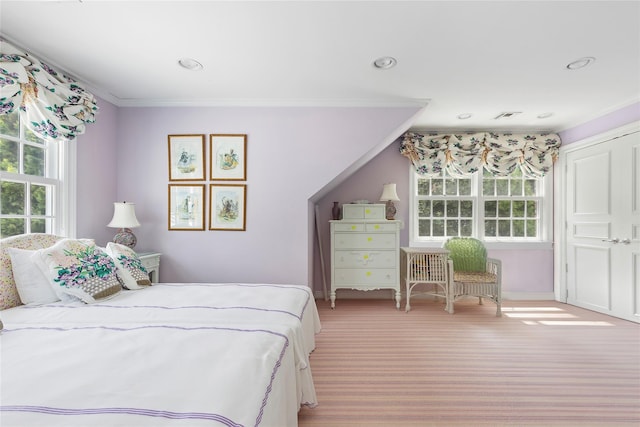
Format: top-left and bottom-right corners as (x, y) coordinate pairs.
(562, 126), (639, 323)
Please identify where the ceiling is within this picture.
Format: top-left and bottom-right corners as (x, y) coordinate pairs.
(1, 0), (639, 132)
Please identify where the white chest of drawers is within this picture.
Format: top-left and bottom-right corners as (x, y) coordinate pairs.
(330, 207), (402, 309)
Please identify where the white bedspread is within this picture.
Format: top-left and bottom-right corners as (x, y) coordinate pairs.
(6, 283), (321, 355)
(1, 322), (300, 426)
(0, 283), (321, 427)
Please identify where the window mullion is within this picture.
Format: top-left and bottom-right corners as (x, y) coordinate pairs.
(0, 171), (57, 186)
(472, 171), (482, 238)
(59, 139), (76, 237)
(24, 180), (32, 233)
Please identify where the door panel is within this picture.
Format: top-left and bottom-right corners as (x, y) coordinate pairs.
(573, 245), (610, 311)
(573, 151), (610, 215)
(564, 130), (639, 322)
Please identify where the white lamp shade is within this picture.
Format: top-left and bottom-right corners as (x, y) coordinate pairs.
(107, 202), (140, 229)
(379, 183), (400, 202)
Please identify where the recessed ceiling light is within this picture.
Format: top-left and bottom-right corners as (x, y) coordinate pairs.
(178, 58), (203, 71)
(373, 56), (397, 69)
(566, 57), (595, 70)
(537, 112), (554, 119)
(457, 113), (472, 120)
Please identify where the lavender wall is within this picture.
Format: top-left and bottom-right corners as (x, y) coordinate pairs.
(76, 104), (420, 286)
(313, 140), (409, 299)
(76, 97), (119, 244)
(559, 101), (640, 144)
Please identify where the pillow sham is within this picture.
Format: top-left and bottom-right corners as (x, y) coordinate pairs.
(34, 238), (122, 303)
(105, 242), (151, 290)
(7, 247), (59, 305)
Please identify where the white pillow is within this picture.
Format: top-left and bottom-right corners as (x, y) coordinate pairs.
(105, 242), (151, 290)
(7, 247), (59, 305)
(34, 238), (122, 304)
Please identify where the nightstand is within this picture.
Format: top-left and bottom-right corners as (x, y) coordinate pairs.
(137, 252), (162, 283)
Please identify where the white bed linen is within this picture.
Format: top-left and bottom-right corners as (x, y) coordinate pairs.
(1, 321), (300, 427)
(1, 283), (320, 410)
(6, 283), (320, 355)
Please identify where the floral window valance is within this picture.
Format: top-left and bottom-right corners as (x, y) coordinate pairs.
(400, 131), (561, 178)
(0, 38), (98, 141)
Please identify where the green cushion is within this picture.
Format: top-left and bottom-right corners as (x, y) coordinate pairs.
(443, 237), (487, 272)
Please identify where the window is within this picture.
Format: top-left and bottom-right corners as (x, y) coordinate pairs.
(0, 111), (74, 238)
(410, 167), (552, 248)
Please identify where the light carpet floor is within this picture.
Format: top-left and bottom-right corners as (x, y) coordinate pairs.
(298, 298), (640, 427)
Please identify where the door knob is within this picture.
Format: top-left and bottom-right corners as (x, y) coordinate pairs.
(601, 238), (620, 243)
(620, 238), (631, 245)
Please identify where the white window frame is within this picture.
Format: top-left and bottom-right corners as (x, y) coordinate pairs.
(58, 140), (77, 238)
(408, 166), (553, 250)
(0, 130), (76, 238)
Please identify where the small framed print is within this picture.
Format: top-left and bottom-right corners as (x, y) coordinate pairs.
(168, 184), (205, 230)
(168, 134), (205, 181)
(210, 134), (247, 181)
(209, 184), (246, 231)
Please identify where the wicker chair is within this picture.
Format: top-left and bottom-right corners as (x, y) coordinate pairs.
(443, 237), (502, 316)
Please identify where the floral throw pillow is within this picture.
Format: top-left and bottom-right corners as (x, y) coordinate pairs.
(34, 238), (122, 303)
(105, 242), (151, 290)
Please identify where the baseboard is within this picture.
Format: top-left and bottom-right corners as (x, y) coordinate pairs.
(313, 289), (557, 301)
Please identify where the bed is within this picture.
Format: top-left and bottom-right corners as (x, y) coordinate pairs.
(0, 234), (320, 427)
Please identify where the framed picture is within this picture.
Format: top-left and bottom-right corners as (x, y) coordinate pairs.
(210, 134), (247, 181)
(168, 134), (205, 181)
(209, 184), (246, 231)
(168, 184), (205, 230)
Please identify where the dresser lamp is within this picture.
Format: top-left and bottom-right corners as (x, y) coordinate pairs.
(107, 202), (141, 249)
(379, 183), (400, 220)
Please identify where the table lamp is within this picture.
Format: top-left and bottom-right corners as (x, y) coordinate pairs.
(107, 202), (140, 248)
(379, 183), (400, 220)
